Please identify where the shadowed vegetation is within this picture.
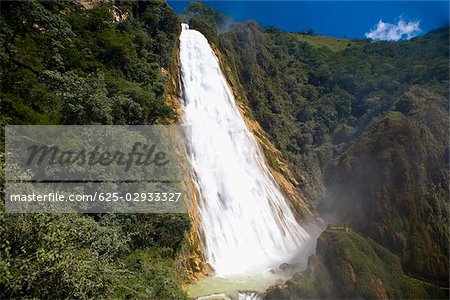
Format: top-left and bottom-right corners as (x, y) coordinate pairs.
(265, 230), (446, 299)
(1, 1), (189, 298)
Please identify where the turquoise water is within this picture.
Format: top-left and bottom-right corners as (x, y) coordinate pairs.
(187, 271), (288, 299)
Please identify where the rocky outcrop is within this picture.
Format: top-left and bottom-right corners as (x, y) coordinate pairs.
(265, 230), (446, 299)
(72, 1), (128, 22)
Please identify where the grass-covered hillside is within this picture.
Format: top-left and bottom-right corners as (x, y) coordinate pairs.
(291, 33), (358, 52)
(265, 230), (446, 299)
(216, 21), (448, 205)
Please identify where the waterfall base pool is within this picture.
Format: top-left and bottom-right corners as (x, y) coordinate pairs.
(186, 271), (289, 299)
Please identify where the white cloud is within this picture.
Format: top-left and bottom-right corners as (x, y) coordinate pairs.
(365, 19), (421, 41)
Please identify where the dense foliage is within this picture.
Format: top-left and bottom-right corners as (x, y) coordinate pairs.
(324, 86), (449, 284)
(266, 230), (446, 299)
(0, 212), (190, 298)
(183, 2), (233, 34)
(0, 1), (190, 298)
(0, 0), (179, 125)
(217, 22), (448, 204)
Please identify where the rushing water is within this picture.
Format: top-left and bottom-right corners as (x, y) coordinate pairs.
(179, 23), (310, 278)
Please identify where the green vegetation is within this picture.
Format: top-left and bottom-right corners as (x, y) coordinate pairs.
(0, 212), (190, 299)
(0, 1), (189, 298)
(182, 2), (235, 44)
(1, 1), (448, 298)
(265, 230), (446, 299)
(263, 26), (362, 52)
(0, 0), (179, 125)
(183, 2), (234, 33)
(215, 22), (448, 204)
(291, 33), (359, 52)
(324, 86), (449, 284)
(292, 33), (357, 51)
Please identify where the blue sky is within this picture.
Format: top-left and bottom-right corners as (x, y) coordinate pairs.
(167, 1), (449, 40)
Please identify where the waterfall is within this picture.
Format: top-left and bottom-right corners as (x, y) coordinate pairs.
(179, 24), (309, 276)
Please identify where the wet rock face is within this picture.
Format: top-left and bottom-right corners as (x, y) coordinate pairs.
(269, 263), (294, 275)
(269, 268), (283, 275)
(180, 24), (312, 277)
(291, 272), (303, 282)
(279, 263), (290, 272)
(190, 257), (214, 275)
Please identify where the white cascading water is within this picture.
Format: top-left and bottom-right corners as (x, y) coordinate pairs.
(179, 24), (310, 276)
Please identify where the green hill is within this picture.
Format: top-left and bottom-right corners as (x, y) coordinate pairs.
(324, 85), (449, 284)
(265, 230), (446, 299)
(292, 33), (360, 51)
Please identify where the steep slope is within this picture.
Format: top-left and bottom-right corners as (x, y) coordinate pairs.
(0, 0), (180, 125)
(324, 86), (449, 284)
(217, 22), (448, 207)
(179, 23), (311, 276)
(2, 1), (448, 297)
(265, 230), (446, 299)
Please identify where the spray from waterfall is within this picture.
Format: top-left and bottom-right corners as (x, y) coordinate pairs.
(179, 23), (310, 276)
